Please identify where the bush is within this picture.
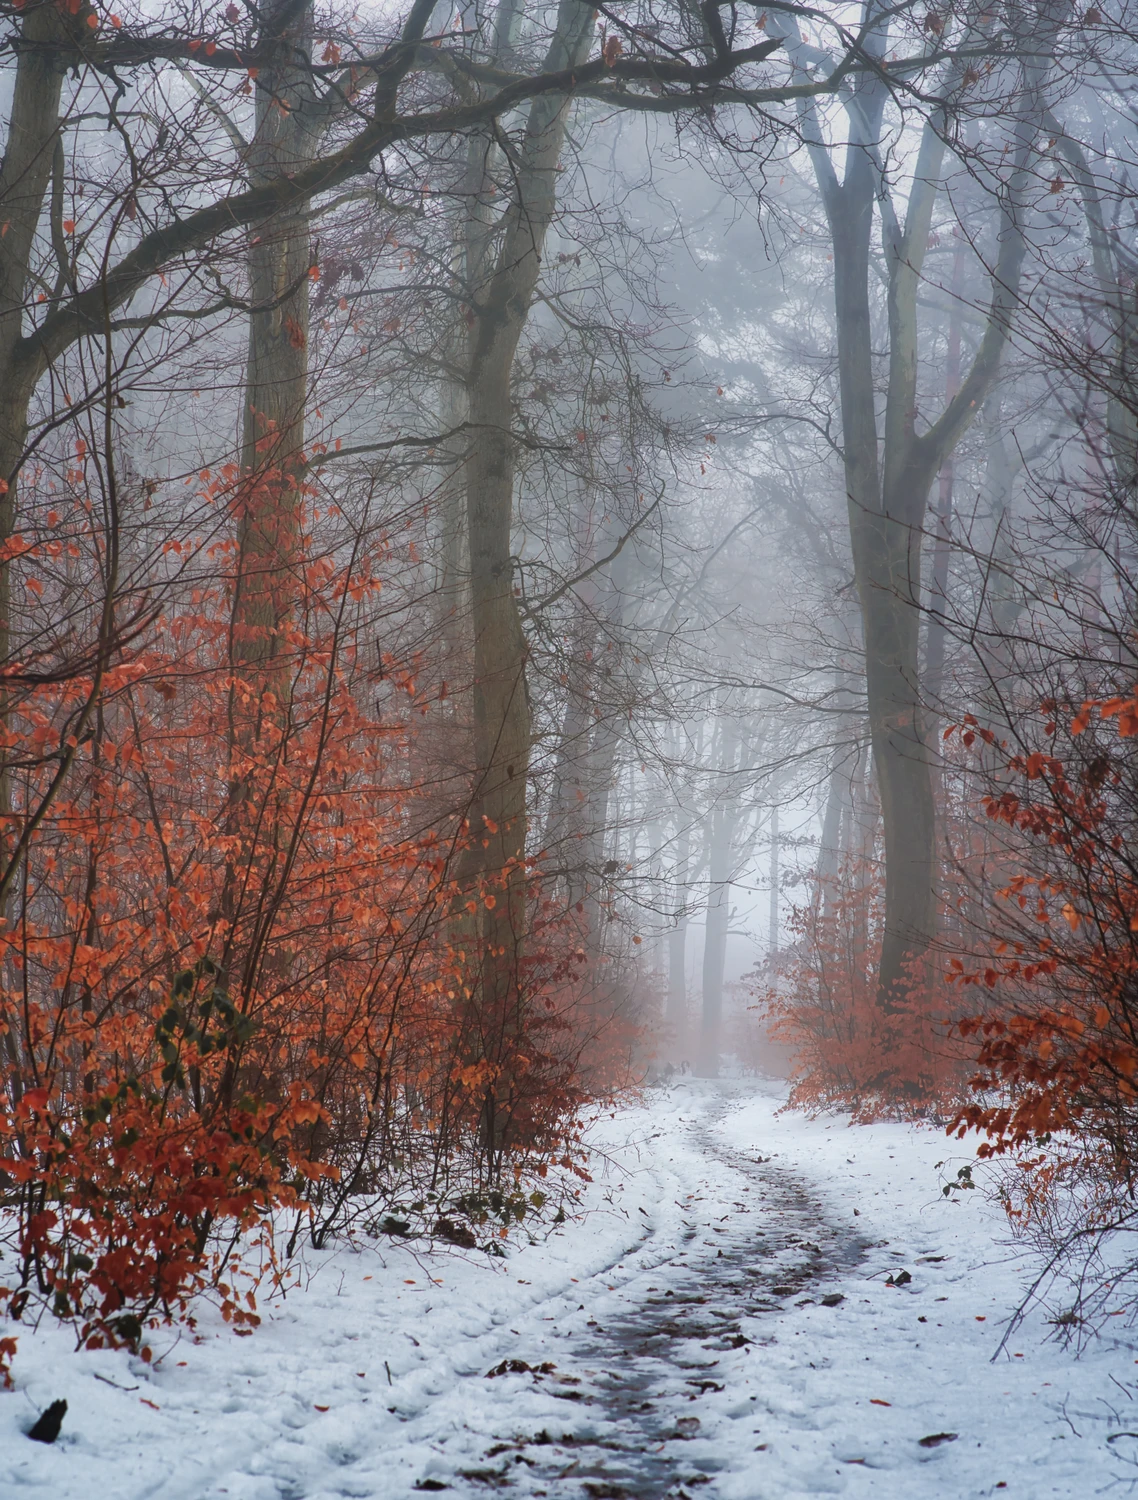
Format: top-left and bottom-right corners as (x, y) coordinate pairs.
(758, 855), (969, 1117)
(0, 534), (610, 1353)
(947, 695), (1138, 1325)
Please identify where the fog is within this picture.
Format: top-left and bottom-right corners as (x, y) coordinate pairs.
(5, 0), (1138, 1357)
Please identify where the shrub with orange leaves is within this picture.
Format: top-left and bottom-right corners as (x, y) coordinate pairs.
(0, 521), (606, 1355)
(757, 854), (970, 1118)
(944, 690), (1138, 1309)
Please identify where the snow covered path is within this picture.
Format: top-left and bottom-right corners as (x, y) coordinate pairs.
(5, 1080), (1138, 1497)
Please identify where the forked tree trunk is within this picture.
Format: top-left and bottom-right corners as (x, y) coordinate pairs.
(781, 0), (1061, 1022)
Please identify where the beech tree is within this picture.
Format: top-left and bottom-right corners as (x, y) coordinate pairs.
(772, 0), (1076, 1022)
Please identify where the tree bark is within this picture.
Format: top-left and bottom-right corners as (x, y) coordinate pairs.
(0, 0), (102, 1101)
(698, 720), (740, 1076)
(924, 242), (965, 712)
(815, 748), (853, 925)
(454, 0), (596, 1151)
(667, 816), (692, 1038)
(232, 0), (319, 673)
(1047, 112), (1138, 496)
(0, 2), (70, 709)
(768, 803), (780, 959)
(698, 803), (731, 1077)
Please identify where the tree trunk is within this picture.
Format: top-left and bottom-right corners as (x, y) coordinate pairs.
(456, 0), (596, 1151)
(698, 804), (731, 1077)
(436, 321), (470, 672)
(0, 3), (141, 1104)
(698, 719), (740, 1076)
(542, 485), (605, 897)
(768, 804), (780, 960)
(667, 817), (691, 1039)
(859, 563), (937, 1004)
(0, 6), (71, 1104)
(924, 243), (965, 713)
(826, 136), (941, 1004)
(815, 749), (854, 928)
(232, 0), (319, 673)
(1048, 114), (1138, 496)
(0, 2), (70, 807)
(813, 638), (861, 925)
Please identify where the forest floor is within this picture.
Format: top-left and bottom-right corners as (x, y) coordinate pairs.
(3, 1078), (1138, 1498)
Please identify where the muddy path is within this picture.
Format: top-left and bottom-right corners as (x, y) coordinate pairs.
(442, 1094), (869, 1499)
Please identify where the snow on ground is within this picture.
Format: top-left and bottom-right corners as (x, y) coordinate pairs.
(2, 1079), (1137, 1497)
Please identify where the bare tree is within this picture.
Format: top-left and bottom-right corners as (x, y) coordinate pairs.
(772, 0), (1074, 1021)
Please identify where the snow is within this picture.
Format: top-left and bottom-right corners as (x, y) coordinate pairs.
(3, 1079), (1137, 1497)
